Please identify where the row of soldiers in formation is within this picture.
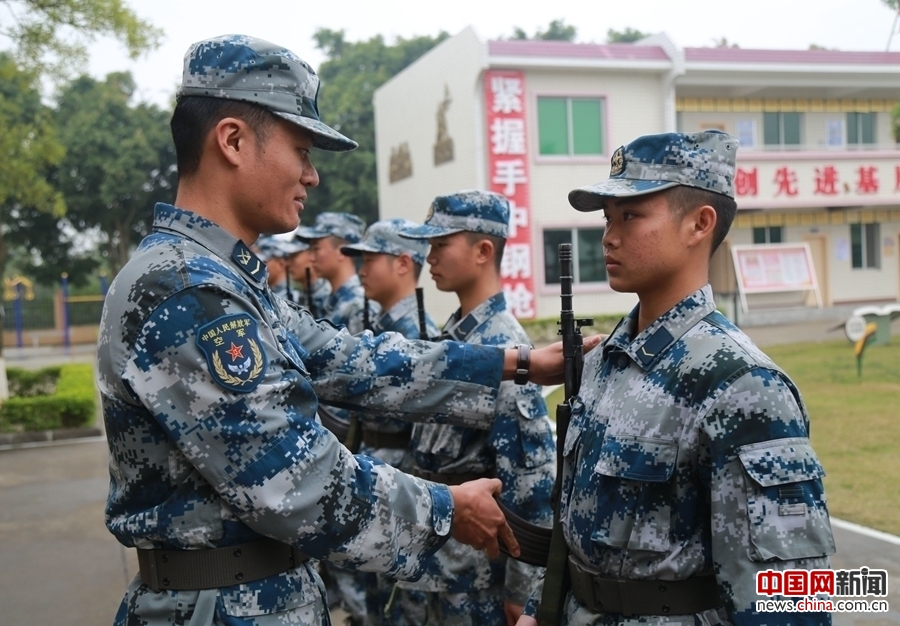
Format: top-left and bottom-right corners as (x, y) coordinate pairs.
(254, 191), (554, 625)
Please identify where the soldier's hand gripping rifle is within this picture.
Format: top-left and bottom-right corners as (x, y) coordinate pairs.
(536, 242), (593, 625)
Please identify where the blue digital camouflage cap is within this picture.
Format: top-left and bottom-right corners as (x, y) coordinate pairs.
(400, 190), (509, 240)
(295, 212), (366, 244)
(254, 235), (307, 261)
(568, 130), (738, 211)
(178, 34), (357, 152)
(340, 219), (430, 266)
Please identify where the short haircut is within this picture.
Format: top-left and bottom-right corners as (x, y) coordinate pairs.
(170, 96), (278, 178)
(665, 186), (737, 255)
(463, 231), (506, 272)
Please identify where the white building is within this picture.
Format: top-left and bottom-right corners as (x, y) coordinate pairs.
(374, 28), (900, 322)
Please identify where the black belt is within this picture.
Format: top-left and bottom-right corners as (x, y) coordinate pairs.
(568, 555), (722, 616)
(137, 537), (309, 592)
(362, 428), (411, 449)
(412, 467), (492, 486)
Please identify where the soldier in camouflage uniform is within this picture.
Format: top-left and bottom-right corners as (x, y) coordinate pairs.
(401, 191), (556, 626)
(93, 34), (566, 626)
(297, 212), (378, 334)
(286, 236), (331, 314)
(254, 235), (305, 302)
(296, 215), (378, 623)
(519, 131), (835, 626)
(342, 218), (439, 625)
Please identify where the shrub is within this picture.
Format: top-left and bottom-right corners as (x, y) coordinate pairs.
(0, 364), (96, 432)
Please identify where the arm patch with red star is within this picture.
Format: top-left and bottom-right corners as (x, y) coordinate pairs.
(196, 313), (267, 393)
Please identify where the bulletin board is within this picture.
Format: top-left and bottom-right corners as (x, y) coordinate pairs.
(731, 243), (822, 313)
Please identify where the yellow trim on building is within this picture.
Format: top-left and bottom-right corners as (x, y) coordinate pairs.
(677, 98), (897, 113)
(734, 208), (900, 229)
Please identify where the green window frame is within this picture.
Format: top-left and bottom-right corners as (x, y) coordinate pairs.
(543, 227), (607, 284)
(763, 112), (802, 147)
(850, 223), (880, 269)
(846, 112), (876, 145)
(537, 97), (604, 156)
(752, 226), (783, 244)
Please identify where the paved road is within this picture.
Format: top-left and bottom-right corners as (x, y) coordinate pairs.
(1, 316), (898, 624)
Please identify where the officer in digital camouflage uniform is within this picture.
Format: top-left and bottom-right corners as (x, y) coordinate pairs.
(401, 191), (556, 626)
(518, 131), (835, 626)
(255, 235), (305, 302)
(342, 218), (439, 625)
(297, 212), (378, 334)
(286, 235), (331, 314)
(92, 33), (604, 626)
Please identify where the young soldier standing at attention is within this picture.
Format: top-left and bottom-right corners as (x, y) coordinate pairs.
(285, 235), (331, 314)
(342, 218), (440, 624)
(297, 212), (377, 333)
(401, 191), (556, 626)
(517, 131), (834, 626)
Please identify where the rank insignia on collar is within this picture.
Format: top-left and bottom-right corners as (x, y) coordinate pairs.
(610, 147), (625, 176)
(196, 313), (267, 393)
(232, 241), (265, 282)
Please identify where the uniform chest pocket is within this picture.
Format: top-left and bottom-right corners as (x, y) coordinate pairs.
(738, 437), (836, 562)
(590, 434), (678, 553)
(514, 396), (555, 469)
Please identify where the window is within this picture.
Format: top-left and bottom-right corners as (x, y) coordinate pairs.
(752, 226), (783, 244)
(543, 227), (606, 284)
(763, 112), (802, 147)
(736, 119), (756, 148)
(851, 223), (880, 269)
(846, 112), (876, 146)
(537, 97), (604, 156)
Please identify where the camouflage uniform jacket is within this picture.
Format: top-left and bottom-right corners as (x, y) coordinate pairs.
(407, 292), (555, 604)
(525, 285), (835, 625)
(294, 277), (331, 317)
(321, 274), (378, 334)
(97, 204), (507, 625)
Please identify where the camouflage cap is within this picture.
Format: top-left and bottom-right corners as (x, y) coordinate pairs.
(399, 190), (509, 240)
(295, 212), (366, 244)
(255, 235), (307, 261)
(568, 130), (738, 211)
(178, 34), (357, 152)
(341, 219), (430, 266)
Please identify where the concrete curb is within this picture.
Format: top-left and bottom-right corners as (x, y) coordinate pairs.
(0, 427), (104, 450)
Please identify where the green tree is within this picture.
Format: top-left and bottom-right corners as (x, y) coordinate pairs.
(305, 29), (449, 225)
(53, 72), (176, 276)
(884, 0), (899, 9)
(606, 27), (649, 43)
(0, 54), (65, 258)
(0, 0), (161, 78)
(511, 19), (577, 42)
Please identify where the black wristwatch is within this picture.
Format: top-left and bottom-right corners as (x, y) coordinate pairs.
(514, 344), (531, 385)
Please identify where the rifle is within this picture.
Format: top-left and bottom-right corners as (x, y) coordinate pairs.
(305, 267), (317, 318)
(415, 287), (429, 340)
(363, 296), (372, 333)
(537, 242), (593, 625)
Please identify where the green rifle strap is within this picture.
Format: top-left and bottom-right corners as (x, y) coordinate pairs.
(537, 516), (571, 625)
(345, 414), (362, 453)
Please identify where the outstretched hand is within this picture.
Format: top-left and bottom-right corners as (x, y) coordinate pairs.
(448, 478), (520, 560)
(527, 334), (604, 386)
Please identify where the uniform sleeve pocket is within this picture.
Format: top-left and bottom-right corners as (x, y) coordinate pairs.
(515, 394), (554, 469)
(738, 437), (836, 562)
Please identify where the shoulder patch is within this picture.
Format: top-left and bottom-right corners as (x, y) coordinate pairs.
(196, 313), (267, 393)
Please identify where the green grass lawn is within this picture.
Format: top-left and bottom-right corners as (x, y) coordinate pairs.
(545, 339), (900, 536)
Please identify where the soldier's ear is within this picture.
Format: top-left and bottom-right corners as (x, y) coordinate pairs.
(212, 117), (252, 167)
(396, 253), (414, 275)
